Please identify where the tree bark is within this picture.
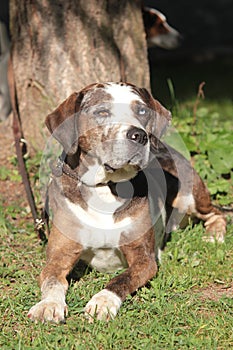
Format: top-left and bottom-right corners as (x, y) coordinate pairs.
(10, 0), (150, 151)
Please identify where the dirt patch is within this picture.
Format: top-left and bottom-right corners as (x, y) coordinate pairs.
(0, 116), (27, 207)
(196, 283), (233, 302)
(0, 116), (15, 166)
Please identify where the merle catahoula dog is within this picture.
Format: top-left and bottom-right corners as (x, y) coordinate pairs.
(28, 82), (226, 323)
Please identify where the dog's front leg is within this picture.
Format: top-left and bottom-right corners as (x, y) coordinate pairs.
(84, 228), (157, 322)
(28, 227), (82, 323)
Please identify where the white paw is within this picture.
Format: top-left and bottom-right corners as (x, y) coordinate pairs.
(203, 215), (226, 243)
(28, 298), (68, 323)
(84, 289), (122, 322)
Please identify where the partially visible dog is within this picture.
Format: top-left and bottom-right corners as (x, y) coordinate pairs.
(143, 7), (182, 49)
(28, 82), (226, 323)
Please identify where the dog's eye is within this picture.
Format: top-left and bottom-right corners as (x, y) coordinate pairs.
(137, 106), (148, 116)
(95, 109), (110, 118)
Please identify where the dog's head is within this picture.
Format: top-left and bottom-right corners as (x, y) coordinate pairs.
(143, 7), (182, 49)
(46, 82), (171, 186)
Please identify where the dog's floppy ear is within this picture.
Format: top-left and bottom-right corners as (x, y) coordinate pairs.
(150, 96), (172, 139)
(149, 97), (172, 150)
(45, 92), (84, 154)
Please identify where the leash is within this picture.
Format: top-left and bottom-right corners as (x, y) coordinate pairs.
(8, 54), (48, 242)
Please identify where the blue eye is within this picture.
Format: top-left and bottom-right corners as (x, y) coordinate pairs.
(139, 108), (146, 115)
(138, 106), (148, 116)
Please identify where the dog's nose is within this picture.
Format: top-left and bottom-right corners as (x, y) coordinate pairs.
(126, 127), (148, 146)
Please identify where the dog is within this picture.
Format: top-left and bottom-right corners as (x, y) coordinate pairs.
(143, 7), (182, 49)
(28, 82), (226, 323)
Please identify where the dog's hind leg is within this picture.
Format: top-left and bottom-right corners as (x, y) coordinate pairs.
(155, 142), (226, 242)
(28, 227), (82, 323)
(192, 173), (226, 243)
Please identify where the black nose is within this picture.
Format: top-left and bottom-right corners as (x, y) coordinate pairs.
(126, 127), (148, 145)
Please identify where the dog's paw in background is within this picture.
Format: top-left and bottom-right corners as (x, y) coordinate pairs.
(202, 213), (226, 243)
(84, 289), (122, 322)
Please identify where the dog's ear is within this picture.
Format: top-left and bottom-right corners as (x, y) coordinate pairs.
(150, 96), (172, 137)
(150, 97), (172, 150)
(45, 92), (84, 155)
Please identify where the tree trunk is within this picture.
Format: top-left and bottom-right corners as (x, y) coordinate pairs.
(10, 0), (150, 151)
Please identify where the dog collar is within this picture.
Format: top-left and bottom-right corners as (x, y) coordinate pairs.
(50, 153), (107, 187)
(50, 154), (81, 181)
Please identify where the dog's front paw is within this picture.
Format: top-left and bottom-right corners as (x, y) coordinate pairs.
(28, 299), (68, 323)
(84, 289), (122, 322)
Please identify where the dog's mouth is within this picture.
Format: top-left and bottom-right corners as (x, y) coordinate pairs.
(79, 139), (150, 186)
(78, 156), (141, 187)
(103, 153), (143, 177)
(103, 151), (146, 171)
(104, 163), (116, 173)
(104, 162), (139, 173)
(102, 162), (140, 184)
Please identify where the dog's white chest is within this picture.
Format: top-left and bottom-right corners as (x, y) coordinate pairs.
(64, 186), (131, 272)
(65, 185), (132, 247)
(85, 186), (130, 228)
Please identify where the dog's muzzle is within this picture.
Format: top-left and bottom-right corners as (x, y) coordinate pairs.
(102, 126), (149, 172)
(78, 124), (151, 186)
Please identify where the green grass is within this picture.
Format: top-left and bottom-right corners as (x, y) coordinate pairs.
(157, 60), (233, 206)
(166, 99), (233, 205)
(0, 200), (233, 349)
(1, 63), (233, 348)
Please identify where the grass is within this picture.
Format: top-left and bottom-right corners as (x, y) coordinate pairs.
(0, 201), (233, 349)
(1, 59), (233, 349)
(155, 59), (233, 206)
